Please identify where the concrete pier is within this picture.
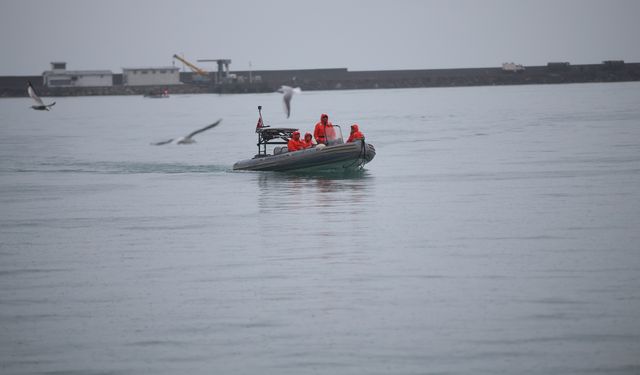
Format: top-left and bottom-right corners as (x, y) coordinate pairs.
(2, 62), (639, 97)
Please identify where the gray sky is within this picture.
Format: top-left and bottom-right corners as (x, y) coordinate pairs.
(1, 0), (639, 75)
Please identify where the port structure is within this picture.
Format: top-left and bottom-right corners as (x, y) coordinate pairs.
(197, 59), (232, 84)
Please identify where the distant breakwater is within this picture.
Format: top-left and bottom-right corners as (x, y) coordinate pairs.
(2, 63), (639, 98)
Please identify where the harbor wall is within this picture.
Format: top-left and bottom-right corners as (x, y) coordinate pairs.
(2, 63), (639, 97)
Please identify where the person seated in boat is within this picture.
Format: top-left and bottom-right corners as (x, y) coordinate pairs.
(287, 131), (305, 152)
(302, 132), (314, 148)
(347, 124), (365, 143)
(313, 113), (337, 145)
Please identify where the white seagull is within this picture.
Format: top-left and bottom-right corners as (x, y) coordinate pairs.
(28, 81), (56, 111)
(151, 119), (223, 145)
(277, 85), (301, 118)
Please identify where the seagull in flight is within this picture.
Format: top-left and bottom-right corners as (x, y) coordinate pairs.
(277, 85), (301, 118)
(151, 119), (222, 145)
(28, 81), (56, 111)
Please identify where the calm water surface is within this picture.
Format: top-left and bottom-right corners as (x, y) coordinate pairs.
(1, 83), (640, 374)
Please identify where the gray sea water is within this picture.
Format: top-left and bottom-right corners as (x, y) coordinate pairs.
(1, 82), (640, 374)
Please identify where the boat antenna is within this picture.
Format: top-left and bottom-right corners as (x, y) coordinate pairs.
(256, 105), (265, 133)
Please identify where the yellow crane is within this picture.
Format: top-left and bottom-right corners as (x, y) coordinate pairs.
(172, 54), (209, 77)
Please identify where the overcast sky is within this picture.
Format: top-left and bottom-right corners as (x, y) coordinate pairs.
(1, 0), (639, 75)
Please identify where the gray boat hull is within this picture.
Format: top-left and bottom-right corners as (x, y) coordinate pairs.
(233, 141), (376, 172)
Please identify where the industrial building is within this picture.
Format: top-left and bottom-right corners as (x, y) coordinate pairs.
(122, 67), (180, 86)
(43, 62), (113, 87)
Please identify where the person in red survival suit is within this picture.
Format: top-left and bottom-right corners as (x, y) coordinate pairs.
(302, 132), (314, 148)
(346, 124), (365, 143)
(287, 131), (305, 151)
(313, 113), (336, 145)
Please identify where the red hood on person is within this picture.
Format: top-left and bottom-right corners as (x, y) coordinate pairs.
(347, 124), (364, 143)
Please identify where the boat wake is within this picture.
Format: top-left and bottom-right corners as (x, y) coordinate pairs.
(12, 161), (232, 174)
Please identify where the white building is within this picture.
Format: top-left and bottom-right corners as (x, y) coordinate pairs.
(501, 62), (525, 72)
(43, 62), (113, 87)
(122, 67), (181, 86)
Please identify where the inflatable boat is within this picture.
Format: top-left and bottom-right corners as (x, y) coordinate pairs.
(233, 107), (375, 172)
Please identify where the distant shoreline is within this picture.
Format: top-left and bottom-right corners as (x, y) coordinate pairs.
(2, 62), (639, 97)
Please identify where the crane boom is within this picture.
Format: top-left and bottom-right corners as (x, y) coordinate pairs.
(172, 54), (208, 77)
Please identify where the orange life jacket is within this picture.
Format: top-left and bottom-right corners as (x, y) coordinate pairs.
(347, 124), (364, 143)
(314, 115), (336, 144)
(287, 132), (305, 151)
(301, 133), (313, 148)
